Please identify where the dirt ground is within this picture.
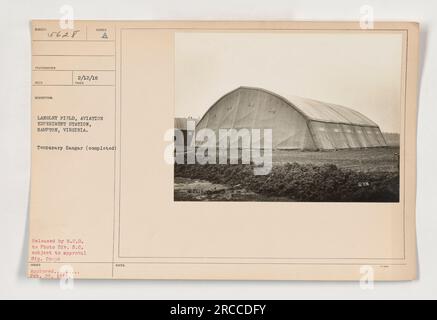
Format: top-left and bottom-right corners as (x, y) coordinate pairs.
(174, 147), (400, 202)
(174, 177), (290, 201)
(271, 147), (400, 173)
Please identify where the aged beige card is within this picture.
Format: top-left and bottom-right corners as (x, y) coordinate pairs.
(29, 20), (419, 280)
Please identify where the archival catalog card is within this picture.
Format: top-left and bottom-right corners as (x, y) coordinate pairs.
(29, 21), (419, 281)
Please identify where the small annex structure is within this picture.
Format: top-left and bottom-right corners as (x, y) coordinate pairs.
(175, 117), (198, 148)
(195, 87), (387, 150)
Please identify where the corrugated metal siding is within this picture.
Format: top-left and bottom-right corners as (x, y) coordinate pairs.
(341, 124), (362, 148)
(362, 127), (380, 147)
(353, 126), (370, 147)
(309, 122), (336, 150)
(373, 128), (388, 146)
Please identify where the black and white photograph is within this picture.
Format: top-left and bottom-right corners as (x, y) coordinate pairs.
(173, 32), (403, 202)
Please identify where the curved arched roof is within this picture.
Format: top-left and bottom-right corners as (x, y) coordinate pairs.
(201, 87), (379, 128)
(284, 94), (378, 127)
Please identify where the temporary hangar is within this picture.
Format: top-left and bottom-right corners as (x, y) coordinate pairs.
(195, 87), (387, 150)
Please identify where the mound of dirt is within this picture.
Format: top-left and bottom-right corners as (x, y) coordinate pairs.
(174, 163), (399, 202)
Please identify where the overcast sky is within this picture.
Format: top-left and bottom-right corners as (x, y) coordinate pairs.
(175, 31), (404, 133)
